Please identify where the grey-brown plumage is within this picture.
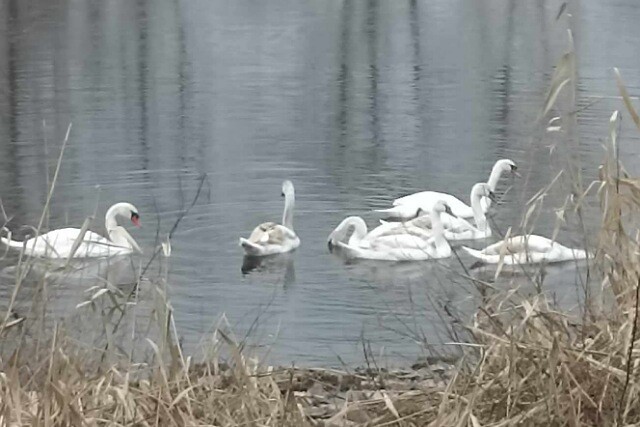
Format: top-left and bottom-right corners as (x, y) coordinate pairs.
(248, 222), (284, 245)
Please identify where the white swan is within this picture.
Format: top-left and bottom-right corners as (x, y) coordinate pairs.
(1, 202), (142, 259)
(375, 159), (518, 220)
(239, 180), (300, 256)
(327, 201), (453, 261)
(461, 235), (590, 265)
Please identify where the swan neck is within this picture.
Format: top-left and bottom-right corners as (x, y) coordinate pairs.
(429, 208), (448, 249)
(349, 218), (368, 245)
(487, 163), (503, 191)
(105, 205), (121, 233)
(471, 188), (488, 231)
(484, 164), (504, 211)
(282, 192), (295, 230)
(330, 217), (368, 246)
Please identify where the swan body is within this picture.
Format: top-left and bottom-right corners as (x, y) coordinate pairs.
(461, 235), (590, 265)
(376, 159), (518, 219)
(240, 180), (300, 256)
(1, 202), (142, 259)
(327, 201), (453, 261)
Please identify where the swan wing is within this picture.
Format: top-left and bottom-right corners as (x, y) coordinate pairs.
(441, 215), (475, 233)
(393, 192), (474, 218)
(462, 245), (529, 265)
(372, 236), (440, 260)
(337, 240), (428, 261)
(24, 228), (122, 258)
(248, 222), (279, 244)
(374, 204), (421, 220)
(368, 222), (433, 241)
(367, 221), (408, 239)
(371, 234), (431, 250)
(479, 235), (553, 256)
(248, 223), (297, 246)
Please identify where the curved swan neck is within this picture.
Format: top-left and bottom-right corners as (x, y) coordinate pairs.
(105, 203), (129, 232)
(282, 190), (295, 230)
(348, 217), (368, 244)
(330, 217), (368, 245)
(487, 162), (505, 191)
(109, 227), (142, 253)
(484, 162), (505, 211)
(470, 185), (488, 231)
(429, 207), (448, 250)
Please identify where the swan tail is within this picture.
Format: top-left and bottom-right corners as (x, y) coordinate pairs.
(570, 248), (591, 260)
(239, 237), (264, 256)
(373, 205), (417, 220)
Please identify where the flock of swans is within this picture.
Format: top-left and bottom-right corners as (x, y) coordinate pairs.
(0, 159), (590, 267)
(239, 158), (589, 265)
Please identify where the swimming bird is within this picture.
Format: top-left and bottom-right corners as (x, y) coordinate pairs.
(239, 180), (300, 256)
(1, 202), (142, 258)
(461, 235), (590, 264)
(375, 159), (518, 220)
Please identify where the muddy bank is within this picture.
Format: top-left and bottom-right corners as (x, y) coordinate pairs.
(191, 359), (456, 425)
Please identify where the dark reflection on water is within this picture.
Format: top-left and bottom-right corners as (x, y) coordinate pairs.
(1, 0), (640, 366)
(241, 253), (296, 287)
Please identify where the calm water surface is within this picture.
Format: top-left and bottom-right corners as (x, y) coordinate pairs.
(1, 0), (640, 366)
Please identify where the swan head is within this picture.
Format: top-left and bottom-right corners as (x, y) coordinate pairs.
(327, 230), (343, 251)
(106, 202), (141, 227)
(281, 180), (295, 198)
(497, 159), (520, 177)
(327, 239), (335, 251)
(431, 201), (455, 217)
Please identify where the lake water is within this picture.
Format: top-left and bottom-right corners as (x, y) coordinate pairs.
(1, 0), (640, 367)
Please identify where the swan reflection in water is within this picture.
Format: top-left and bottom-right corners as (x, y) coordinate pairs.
(328, 250), (477, 351)
(0, 254), (163, 359)
(465, 256), (592, 312)
(2, 254), (140, 286)
(330, 245), (471, 301)
(0, 255), (141, 316)
(241, 252), (296, 287)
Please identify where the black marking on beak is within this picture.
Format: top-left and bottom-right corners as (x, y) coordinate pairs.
(444, 205), (455, 217)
